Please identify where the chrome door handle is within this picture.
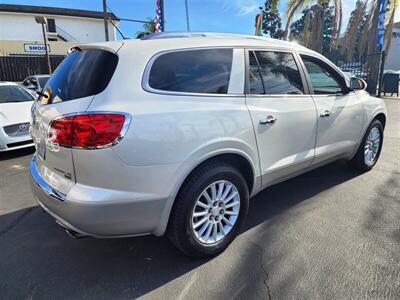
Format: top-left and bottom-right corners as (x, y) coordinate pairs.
(320, 110), (331, 117)
(259, 115), (277, 125)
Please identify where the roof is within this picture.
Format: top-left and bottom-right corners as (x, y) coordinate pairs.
(0, 4), (119, 21)
(77, 32), (318, 58)
(132, 32), (311, 52)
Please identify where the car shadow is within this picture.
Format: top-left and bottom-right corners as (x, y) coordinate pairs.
(0, 160), (362, 299)
(0, 146), (35, 161)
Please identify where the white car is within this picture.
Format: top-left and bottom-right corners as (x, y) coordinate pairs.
(22, 74), (50, 93)
(30, 33), (387, 257)
(0, 82), (35, 152)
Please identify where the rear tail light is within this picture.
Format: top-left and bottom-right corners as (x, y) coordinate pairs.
(48, 113), (129, 149)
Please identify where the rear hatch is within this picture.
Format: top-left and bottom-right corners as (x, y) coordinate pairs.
(30, 43), (121, 195)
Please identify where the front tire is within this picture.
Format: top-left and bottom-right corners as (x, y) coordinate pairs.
(348, 119), (383, 171)
(167, 161), (249, 257)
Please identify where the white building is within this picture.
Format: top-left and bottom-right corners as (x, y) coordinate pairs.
(385, 22), (400, 71)
(0, 4), (120, 56)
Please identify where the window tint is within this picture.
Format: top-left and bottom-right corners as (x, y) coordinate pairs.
(248, 51), (264, 94)
(40, 49), (118, 104)
(0, 85), (34, 103)
(38, 76), (49, 88)
(148, 49), (233, 94)
(249, 51), (304, 95)
(301, 56), (344, 94)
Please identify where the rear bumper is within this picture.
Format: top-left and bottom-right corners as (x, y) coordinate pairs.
(29, 156), (168, 237)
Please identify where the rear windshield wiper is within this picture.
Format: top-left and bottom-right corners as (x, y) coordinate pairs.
(37, 91), (49, 99)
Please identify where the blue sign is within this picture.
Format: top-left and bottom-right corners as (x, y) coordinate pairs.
(376, 0), (388, 51)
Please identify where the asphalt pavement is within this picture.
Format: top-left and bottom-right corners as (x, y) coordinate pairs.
(0, 99), (399, 299)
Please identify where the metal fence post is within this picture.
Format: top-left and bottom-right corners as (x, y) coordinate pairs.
(378, 50), (386, 98)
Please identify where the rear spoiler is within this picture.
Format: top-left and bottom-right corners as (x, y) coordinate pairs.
(68, 42), (124, 54)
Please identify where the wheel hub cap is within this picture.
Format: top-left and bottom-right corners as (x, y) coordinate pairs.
(364, 126), (381, 165)
(191, 180), (240, 245)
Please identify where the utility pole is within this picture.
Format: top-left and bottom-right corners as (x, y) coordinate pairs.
(103, 0), (109, 41)
(185, 0), (190, 32)
(320, 1), (328, 54)
(161, 0), (165, 32)
(35, 16), (52, 74)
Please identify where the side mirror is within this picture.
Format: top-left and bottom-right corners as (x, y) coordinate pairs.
(350, 77), (367, 91)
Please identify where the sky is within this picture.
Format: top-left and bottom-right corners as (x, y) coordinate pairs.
(1, 0), (398, 39)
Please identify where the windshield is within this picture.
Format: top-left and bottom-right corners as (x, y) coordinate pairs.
(40, 49), (118, 104)
(38, 76), (49, 88)
(0, 85), (34, 103)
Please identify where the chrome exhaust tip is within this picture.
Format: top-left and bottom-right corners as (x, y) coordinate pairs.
(64, 228), (88, 239)
(55, 219), (88, 239)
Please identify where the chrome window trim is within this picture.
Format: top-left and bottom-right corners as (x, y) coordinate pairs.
(47, 111), (132, 150)
(30, 156), (66, 202)
(142, 46), (244, 97)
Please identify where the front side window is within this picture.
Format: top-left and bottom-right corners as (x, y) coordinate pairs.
(301, 55), (345, 95)
(148, 48), (233, 94)
(248, 51), (304, 95)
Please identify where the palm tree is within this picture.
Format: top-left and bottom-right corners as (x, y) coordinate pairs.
(341, 0), (368, 61)
(142, 18), (156, 33)
(283, 0), (342, 46)
(135, 18), (156, 39)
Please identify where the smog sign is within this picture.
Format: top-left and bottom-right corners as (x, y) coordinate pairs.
(24, 44), (50, 53)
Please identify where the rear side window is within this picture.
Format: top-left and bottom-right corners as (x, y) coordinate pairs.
(41, 49), (118, 104)
(248, 51), (304, 95)
(148, 49), (233, 94)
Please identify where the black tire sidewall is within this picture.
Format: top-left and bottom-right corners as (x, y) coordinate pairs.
(352, 119), (384, 171)
(171, 163), (249, 257)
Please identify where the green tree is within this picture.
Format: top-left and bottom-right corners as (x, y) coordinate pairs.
(262, 1), (284, 39)
(288, 6), (334, 57)
(341, 0), (368, 61)
(143, 18), (156, 33)
(284, 0), (342, 47)
(288, 9), (306, 41)
(322, 6), (334, 57)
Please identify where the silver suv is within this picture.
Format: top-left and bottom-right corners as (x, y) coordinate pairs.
(30, 33), (387, 257)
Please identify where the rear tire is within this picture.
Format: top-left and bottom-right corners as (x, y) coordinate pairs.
(348, 119), (383, 172)
(167, 161), (249, 257)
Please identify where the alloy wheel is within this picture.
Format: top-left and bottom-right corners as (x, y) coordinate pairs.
(191, 180), (240, 245)
(364, 126), (381, 165)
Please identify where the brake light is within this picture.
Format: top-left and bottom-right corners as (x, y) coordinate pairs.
(48, 113), (127, 148)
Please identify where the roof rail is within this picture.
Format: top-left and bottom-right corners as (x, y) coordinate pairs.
(141, 32), (276, 40)
(142, 32), (207, 40)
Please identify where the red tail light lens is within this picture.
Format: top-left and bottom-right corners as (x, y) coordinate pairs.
(48, 113), (127, 148)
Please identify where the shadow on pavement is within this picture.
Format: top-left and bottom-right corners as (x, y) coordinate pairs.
(0, 160), (362, 299)
(0, 146), (35, 161)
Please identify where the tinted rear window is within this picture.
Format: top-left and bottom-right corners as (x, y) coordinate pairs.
(38, 76), (49, 88)
(148, 49), (233, 94)
(41, 49), (118, 104)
